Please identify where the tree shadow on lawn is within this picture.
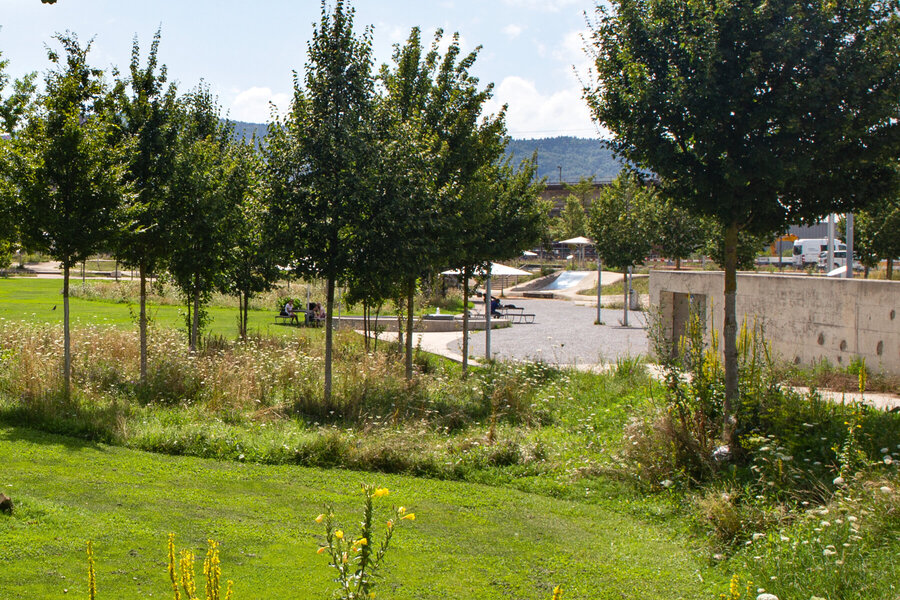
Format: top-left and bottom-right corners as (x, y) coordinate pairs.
(0, 424), (110, 453)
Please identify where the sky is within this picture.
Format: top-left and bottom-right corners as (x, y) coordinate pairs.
(0, 0), (603, 139)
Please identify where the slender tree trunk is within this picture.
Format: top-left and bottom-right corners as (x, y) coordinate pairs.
(241, 293), (249, 340)
(140, 263), (148, 383)
(887, 259), (894, 280)
(396, 296), (403, 355)
(622, 269), (629, 326)
(191, 291), (200, 352)
(405, 278), (414, 381)
(63, 263), (71, 399)
(324, 276), (335, 403)
(722, 222), (739, 447)
(676, 257), (682, 270)
(374, 302), (382, 353)
(462, 267), (470, 378)
(362, 302), (369, 352)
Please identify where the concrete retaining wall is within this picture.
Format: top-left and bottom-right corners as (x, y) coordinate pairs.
(649, 270), (900, 374)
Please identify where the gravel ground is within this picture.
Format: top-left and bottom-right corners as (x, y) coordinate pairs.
(452, 297), (649, 366)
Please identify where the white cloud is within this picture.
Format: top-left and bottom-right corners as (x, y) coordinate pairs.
(503, 24), (524, 39)
(485, 75), (605, 139)
(229, 87), (291, 123)
(553, 29), (593, 82)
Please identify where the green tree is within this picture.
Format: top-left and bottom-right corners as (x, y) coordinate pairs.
(649, 194), (705, 269)
(0, 50), (37, 264)
(559, 176), (595, 239)
(109, 31), (179, 381)
(560, 195), (586, 239)
(166, 86), (240, 351)
(14, 34), (127, 394)
(586, 0), (900, 444)
(588, 172), (653, 271)
(588, 172), (653, 323)
(702, 221), (768, 271)
(381, 28), (536, 376)
(220, 142), (279, 340)
(839, 201), (900, 278)
(266, 0), (376, 400)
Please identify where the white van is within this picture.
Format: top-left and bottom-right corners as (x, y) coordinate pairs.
(793, 239), (844, 268)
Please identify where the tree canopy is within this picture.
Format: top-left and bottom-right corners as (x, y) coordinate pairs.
(586, 0), (900, 443)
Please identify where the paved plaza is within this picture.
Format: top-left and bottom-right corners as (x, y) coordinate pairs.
(457, 297), (649, 366)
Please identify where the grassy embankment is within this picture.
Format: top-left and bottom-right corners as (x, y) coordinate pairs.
(1, 276), (898, 599)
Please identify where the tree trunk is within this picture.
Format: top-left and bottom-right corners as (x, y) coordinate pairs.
(139, 263), (147, 383)
(373, 302), (382, 353)
(63, 263), (71, 399)
(405, 278), (414, 381)
(622, 269), (629, 327)
(362, 302), (370, 352)
(722, 222), (739, 447)
(191, 291), (200, 352)
(462, 268), (470, 378)
(241, 293), (249, 340)
(887, 259), (894, 280)
(324, 277), (335, 403)
(676, 257), (682, 270)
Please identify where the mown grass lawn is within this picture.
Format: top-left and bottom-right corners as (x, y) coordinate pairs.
(0, 278), (300, 339)
(0, 426), (723, 599)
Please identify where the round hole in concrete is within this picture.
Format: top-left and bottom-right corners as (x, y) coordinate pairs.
(839, 340), (848, 351)
(876, 341), (884, 356)
(817, 333), (825, 346)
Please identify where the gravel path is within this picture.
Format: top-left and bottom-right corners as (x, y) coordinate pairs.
(452, 297), (649, 366)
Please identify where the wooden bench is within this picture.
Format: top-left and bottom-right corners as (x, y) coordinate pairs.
(276, 313), (302, 325)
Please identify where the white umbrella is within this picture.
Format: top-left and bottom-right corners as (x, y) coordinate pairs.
(441, 262), (531, 277)
(557, 236), (593, 245)
(521, 250), (538, 257)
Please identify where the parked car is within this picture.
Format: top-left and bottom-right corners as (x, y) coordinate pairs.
(794, 239), (845, 267)
(817, 250), (861, 271)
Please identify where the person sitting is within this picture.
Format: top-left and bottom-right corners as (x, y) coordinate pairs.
(313, 302), (326, 325)
(490, 296), (502, 318)
(284, 300), (299, 324)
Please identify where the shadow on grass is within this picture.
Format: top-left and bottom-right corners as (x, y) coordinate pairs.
(0, 423), (109, 453)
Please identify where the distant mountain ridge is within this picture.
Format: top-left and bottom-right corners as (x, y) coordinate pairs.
(231, 121), (622, 182)
(505, 136), (623, 182)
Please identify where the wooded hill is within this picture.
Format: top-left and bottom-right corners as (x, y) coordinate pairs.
(505, 136), (623, 182)
(231, 122), (622, 183)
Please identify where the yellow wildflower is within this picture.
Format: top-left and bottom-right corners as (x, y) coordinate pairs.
(552, 585), (563, 600)
(386, 519), (394, 529)
(317, 547), (326, 555)
(315, 514), (326, 523)
(335, 530), (344, 540)
(401, 513), (415, 521)
(372, 488), (390, 498)
(397, 506), (406, 515)
(353, 538), (368, 548)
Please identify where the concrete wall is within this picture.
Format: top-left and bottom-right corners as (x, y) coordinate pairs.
(649, 271), (900, 375)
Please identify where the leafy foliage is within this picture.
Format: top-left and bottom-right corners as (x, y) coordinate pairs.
(165, 86), (242, 350)
(12, 33), (127, 392)
(587, 172), (653, 271)
(585, 0), (900, 434)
